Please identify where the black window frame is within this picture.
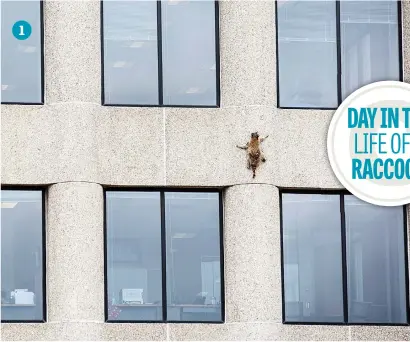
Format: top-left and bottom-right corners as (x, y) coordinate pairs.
(100, 0), (221, 108)
(279, 189), (410, 326)
(103, 187), (225, 323)
(1, 0), (45, 105)
(275, 0), (403, 110)
(1, 185), (47, 323)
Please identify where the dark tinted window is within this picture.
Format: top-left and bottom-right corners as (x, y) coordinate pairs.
(345, 196), (407, 324)
(277, 0), (338, 108)
(103, 1), (159, 105)
(340, 0), (400, 99)
(277, 0), (401, 108)
(102, 0), (219, 107)
(161, 0), (217, 106)
(281, 192), (408, 324)
(106, 192), (163, 321)
(165, 192), (222, 322)
(1, 190), (44, 322)
(282, 193), (344, 323)
(1, 0), (42, 104)
(105, 190), (223, 322)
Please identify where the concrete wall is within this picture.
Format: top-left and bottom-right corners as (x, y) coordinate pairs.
(1, 0), (409, 340)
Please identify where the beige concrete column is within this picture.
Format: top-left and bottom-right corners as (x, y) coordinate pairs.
(44, 0), (100, 104)
(219, 0), (276, 107)
(224, 184), (281, 323)
(403, 0), (410, 84)
(46, 182), (104, 323)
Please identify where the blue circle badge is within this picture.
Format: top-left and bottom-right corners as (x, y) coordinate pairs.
(327, 81), (410, 206)
(12, 20), (32, 40)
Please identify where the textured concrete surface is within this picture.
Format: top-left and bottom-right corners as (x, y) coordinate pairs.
(0, 322), (167, 341)
(272, 108), (342, 188)
(224, 184), (281, 323)
(165, 106), (341, 188)
(350, 326), (410, 341)
(44, 0), (100, 104)
(1, 323), (52, 341)
(10, 322), (407, 342)
(2, 0), (410, 341)
(47, 183), (104, 323)
(1, 104), (165, 185)
(8, 323), (409, 342)
(101, 323), (167, 341)
(219, 0), (276, 107)
(277, 325), (350, 341)
(2, 104), (341, 188)
(169, 322), (281, 341)
(169, 323), (350, 341)
(96, 106), (165, 185)
(1, 103), (100, 184)
(403, 0), (410, 84)
(165, 106), (276, 185)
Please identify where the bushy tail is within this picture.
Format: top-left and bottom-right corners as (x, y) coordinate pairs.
(252, 166), (256, 178)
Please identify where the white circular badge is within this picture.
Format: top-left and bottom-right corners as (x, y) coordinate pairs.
(327, 81), (410, 206)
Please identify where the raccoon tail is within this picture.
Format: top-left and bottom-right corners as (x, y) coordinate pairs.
(252, 166), (256, 178)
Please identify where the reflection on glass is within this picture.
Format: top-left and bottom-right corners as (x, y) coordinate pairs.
(106, 192), (163, 321)
(341, 0), (400, 99)
(345, 196), (406, 323)
(1, 1), (42, 103)
(1, 190), (44, 321)
(282, 194), (344, 322)
(165, 192), (222, 322)
(103, 1), (159, 105)
(161, 0), (217, 106)
(277, 0), (338, 108)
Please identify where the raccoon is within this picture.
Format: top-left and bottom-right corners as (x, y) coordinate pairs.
(237, 132), (268, 178)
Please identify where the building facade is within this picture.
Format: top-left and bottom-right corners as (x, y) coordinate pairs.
(1, 0), (410, 340)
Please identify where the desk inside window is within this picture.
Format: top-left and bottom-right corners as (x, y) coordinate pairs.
(1, 304), (39, 321)
(1, 304), (36, 307)
(114, 304), (161, 307)
(110, 304), (221, 321)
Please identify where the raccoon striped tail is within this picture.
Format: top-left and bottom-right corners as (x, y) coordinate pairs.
(252, 166), (256, 178)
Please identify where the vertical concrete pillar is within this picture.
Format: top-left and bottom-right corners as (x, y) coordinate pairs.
(219, 0), (276, 107)
(44, 0), (100, 104)
(402, 1), (410, 84)
(224, 184), (281, 323)
(47, 182), (104, 323)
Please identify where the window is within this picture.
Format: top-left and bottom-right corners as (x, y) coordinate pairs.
(1, 0), (43, 104)
(1, 189), (45, 322)
(340, 1), (400, 99)
(277, 0), (338, 108)
(105, 190), (224, 322)
(281, 192), (408, 324)
(276, 0), (401, 108)
(282, 193), (344, 323)
(102, 0), (219, 107)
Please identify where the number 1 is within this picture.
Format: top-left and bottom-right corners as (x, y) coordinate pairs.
(19, 25), (24, 36)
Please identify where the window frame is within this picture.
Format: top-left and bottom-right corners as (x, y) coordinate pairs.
(1, 185), (47, 323)
(1, 0), (45, 105)
(103, 187), (225, 323)
(275, 0), (403, 110)
(279, 188), (410, 326)
(100, 0), (221, 108)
